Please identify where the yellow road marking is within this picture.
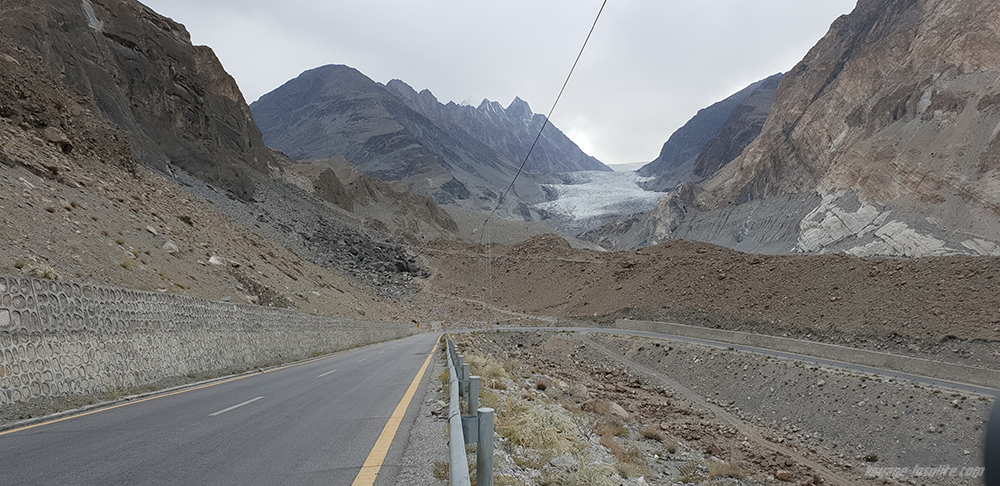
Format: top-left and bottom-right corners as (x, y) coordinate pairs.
(352, 335), (441, 486)
(0, 345), (376, 437)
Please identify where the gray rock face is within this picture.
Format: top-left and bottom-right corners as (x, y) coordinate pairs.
(596, 0), (1000, 257)
(251, 65), (535, 206)
(384, 79), (609, 173)
(687, 0), (1000, 257)
(0, 0), (274, 199)
(638, 73), (783, 192)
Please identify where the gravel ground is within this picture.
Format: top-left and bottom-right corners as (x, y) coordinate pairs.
(449, 330), (992, 486)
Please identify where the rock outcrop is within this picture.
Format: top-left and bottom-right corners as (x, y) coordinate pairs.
(384, 79), (609, 174)
(697, 0), (1000, 256)
(638, 74), (783, 192)
(283, 155), (459, 243)
(0, 0), (275, 199)
(607, 0), (1000, 256)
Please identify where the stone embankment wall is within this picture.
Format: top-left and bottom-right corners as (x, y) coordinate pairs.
(0, 275), (416, 405)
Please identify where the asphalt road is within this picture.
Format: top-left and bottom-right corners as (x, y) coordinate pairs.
(0, 332), (441, 486)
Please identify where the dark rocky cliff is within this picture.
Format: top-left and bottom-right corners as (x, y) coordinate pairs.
(0, 0), (274, 199)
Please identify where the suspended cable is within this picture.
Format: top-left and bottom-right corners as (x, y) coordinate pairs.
(478, 0), (608, 326)
(481, 0), (608, 228)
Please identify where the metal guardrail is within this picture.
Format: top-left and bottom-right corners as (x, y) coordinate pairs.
(446, 336), (493, 486)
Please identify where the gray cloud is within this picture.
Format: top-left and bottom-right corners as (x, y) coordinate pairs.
(142, 0), (857, 164)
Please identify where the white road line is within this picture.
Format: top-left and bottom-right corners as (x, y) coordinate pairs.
(358, 358), (367, 362)
(209, 396), (264, 417)
(317, 369), (337, 378)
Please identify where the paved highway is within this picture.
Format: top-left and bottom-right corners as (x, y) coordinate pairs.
(0, 332), (441, 486)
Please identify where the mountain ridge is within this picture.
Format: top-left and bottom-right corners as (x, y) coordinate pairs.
(250, 64), (531, 207)
(384, 79), (610, 174)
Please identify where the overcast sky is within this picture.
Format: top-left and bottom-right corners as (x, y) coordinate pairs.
(141, 0), (857, 165)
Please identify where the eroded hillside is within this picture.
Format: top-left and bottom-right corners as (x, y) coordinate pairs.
(416, 234), (1000, 364)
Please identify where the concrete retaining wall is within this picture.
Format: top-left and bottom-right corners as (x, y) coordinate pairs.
(616, 319), (1000, 390)
(0, 275), (416, 405)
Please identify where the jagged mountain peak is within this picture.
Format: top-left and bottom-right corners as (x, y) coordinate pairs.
(506, 96), (533, 122)
(383, 82), (610, 173)
(384, 78), (414, 94)
(477, 98), (506, 115)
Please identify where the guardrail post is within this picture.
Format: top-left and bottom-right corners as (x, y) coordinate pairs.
(456, 354), (465, 398)
(477, 407), (494, 486)
(446, 337), (472, 486)
(469, 376), (479, 415)
(462, 363), (471, 401)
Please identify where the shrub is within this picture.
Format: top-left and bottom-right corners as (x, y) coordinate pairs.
(431, 460), (448, 481)
(640, 424), (663, 440)
(497, 399), (579, 453)
(707, 459), (744, 479)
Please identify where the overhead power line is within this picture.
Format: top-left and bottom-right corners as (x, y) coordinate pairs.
(481, 0), (608, 228)
(478, 0), (608, 326)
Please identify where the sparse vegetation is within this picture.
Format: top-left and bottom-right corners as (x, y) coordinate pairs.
(640, 424), (663, 440)
(707, 459), (744, 479)
(432, 460), (449, 481)
(554, 461), (618, 486)
(497, 398), (578, 453)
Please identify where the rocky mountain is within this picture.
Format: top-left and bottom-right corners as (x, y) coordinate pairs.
(0, 0), (274, 199)
(383, 79), (609, 174)
(595, 0), (1000, 257)
(250, 64), (536, 207)
(637, 73), (783, 192)
(0, 0), (460, 314)
(249, 65), (610, 219)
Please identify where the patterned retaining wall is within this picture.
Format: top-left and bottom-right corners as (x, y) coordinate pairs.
(0, 275), (416, 405)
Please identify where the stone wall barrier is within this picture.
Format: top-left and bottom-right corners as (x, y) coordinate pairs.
(0, 275), (417, 405)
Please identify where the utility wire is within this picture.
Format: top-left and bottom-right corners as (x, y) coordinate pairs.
(478, 0), (608, 325)
(481, 0), (608, 228)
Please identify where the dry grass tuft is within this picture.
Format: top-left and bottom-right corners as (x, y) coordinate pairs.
(497, 398), (579, 453)
(707, 459), (745, 479)
(431, 460), (448, 481)
(640, 424), (663, 440)
(595, 416), (628, 438)
(551, 461), (619, 486)
(662, 437), (680, 454)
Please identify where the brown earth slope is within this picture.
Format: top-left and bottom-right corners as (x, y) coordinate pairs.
(0, 0), (431, 321)
(418, 234), (1000, 362)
